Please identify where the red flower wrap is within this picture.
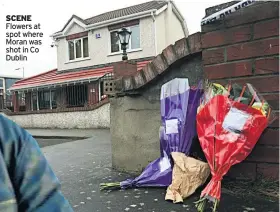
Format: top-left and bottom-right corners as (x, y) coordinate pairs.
(197, 95), (268, 200)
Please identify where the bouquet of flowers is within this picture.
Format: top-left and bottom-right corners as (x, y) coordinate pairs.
(100, 78), (203, 190)
(195, 82), (275, 212)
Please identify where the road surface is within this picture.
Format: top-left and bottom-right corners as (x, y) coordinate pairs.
(37, 130), (278, 212)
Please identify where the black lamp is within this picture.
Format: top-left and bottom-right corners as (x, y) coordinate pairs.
(117, 28), (132, 61)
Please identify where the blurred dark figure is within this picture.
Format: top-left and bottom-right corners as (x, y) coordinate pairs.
(0, 115), (73, 211)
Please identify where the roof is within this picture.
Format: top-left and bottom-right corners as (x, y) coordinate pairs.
(85, 1), (167, 25)
(10, 60), (151, 91)
(57, 1), (167, 33)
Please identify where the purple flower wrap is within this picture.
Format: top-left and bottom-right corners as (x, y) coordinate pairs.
(121, 79), (203, 189)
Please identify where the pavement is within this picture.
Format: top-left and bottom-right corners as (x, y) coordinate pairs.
(30, 129), (279, 212)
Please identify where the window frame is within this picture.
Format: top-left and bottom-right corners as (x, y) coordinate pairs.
(38, 90), (50, 110)
(0, 78), (4, 98)
(50, 89), (57, 109)
(67, 36), (89, 61)
(0, 78), (4, 89)
(109, 24), (141, 54)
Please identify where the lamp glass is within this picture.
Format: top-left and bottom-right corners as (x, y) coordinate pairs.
(117, 28), (131, 45)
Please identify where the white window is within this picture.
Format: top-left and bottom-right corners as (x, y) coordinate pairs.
(110, 25), (140, 53)
(68, 37), (89, 60)
(0, 78), (3, 89)
(0, 78), (3, 97)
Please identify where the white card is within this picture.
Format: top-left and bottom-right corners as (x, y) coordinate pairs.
(165, 119), (179, 134)
(222, 107), (250, 133)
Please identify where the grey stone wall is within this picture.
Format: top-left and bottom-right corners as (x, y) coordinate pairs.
(110, 53), (203, 173)
(111, 96), (161, 173)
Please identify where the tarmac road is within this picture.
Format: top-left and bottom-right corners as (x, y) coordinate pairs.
(36, 138), (76, 148)
(37, 130), (278, 212)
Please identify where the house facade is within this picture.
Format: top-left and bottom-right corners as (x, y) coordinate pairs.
(53, 0), (187, 72)
(0, 75), (22, 110)
(9, 0), (188, 113)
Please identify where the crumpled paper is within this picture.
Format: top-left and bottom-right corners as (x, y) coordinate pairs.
(165, 152), (210, 203)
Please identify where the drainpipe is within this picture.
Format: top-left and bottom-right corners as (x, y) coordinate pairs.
(166, 1), (172, 44)
(151, 12), (158, 55)
(170, 1), (189, 37)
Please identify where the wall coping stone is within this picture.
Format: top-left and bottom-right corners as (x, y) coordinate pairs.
(2, 98), (109, 116)
(114, 32), (202, 94)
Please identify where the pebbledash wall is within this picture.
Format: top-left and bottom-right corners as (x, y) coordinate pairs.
(110, 1), (279, 180)
(1, 101), (110, 129)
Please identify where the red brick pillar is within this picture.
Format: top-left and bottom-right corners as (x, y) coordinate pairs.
(113, 61), (137, 79)
(12, 91), (19, 112)
(88, 82), (99, 105)
(201, 1), (279, 180)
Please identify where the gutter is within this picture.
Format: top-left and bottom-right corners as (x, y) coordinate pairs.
(51, 9), (158, 39)
(170, 1), (189, 37)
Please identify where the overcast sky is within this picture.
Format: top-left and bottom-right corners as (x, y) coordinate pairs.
(0, 0), (226, 78)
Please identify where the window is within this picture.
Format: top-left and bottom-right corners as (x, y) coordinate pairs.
(83, 38), (89, 57)
(19, 92), (25, 106)
(51, 90), (57, 109)
(5, 78), (18, 90)
(32, 92), (37, 111)
(110, 24), (140, 53)
(130, 25), (140, 49)
(110, 31), (120, 53)
(0, 79), (3, 108)
(36, 90), (57, 110)
(66, 84), (88, 107)
(75, 39), (82, 58)
(68, 37), (89, 60)
(0, 79), (3, 88)
(38, 90), (50, 109)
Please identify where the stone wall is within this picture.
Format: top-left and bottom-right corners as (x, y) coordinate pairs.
(201, 1), (279, 180)
(110, 96), (161, 173)
(1, 102), (110, 129)
(110, 33), (203, 173)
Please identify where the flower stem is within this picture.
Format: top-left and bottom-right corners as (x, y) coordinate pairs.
(100, 182), (121, 191)
(213, 199), (219, 212)
(194, 197), (206, 212)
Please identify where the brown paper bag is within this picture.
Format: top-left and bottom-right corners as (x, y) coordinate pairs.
(165, 152), (210, 203)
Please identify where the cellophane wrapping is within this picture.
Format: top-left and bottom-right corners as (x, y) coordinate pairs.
(196, 82), (275, 202)
(120, 78), (203, 189)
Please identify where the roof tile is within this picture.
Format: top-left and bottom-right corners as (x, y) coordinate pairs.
(84, 1), (167, 25)
(56, 1), (167, 33)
